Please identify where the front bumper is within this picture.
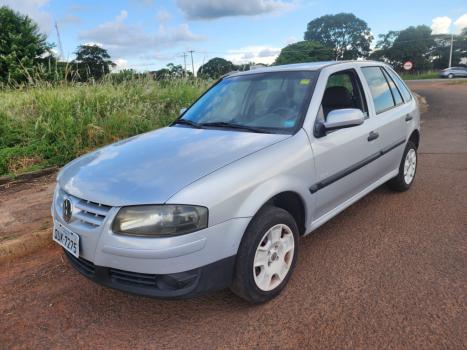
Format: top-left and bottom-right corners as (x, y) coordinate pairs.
(52, 186), (250, 298)
(65, 249), (236, 298)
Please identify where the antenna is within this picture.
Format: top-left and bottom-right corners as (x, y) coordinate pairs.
(55, 21), (64, 60)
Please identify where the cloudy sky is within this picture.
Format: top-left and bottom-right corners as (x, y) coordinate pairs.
(1, 0), (466, 71)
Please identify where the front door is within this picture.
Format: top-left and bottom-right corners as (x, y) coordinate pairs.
(311, 69), (382, 221)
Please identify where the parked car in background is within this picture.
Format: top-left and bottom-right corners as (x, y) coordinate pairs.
(52, 61), (420, 303)
(440, 67), (467, 78)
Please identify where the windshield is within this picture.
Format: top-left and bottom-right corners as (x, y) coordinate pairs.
(179, 71), (316, 133)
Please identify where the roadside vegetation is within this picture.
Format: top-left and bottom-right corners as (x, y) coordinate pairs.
(399, 70), (439, 80)
(0, 78), (208, 176)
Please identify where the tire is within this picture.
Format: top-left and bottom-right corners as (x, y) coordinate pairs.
(230, 206), (299, 303)
(387, 141), (418, 192)
(448, 73), (454, 79)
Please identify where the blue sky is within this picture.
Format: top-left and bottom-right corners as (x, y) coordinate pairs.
(1, 0), (467, 72)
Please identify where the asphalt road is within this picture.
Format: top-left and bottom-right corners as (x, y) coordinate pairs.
(0, 80), (466, 350)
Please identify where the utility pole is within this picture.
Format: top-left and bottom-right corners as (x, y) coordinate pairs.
(448, 33), (454, 68)
(188, 50), (195, 76)
(54, 21), (64, 60)
(182, 52), (187, 78)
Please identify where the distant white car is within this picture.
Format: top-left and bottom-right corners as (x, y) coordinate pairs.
(52, 61), (420, 303)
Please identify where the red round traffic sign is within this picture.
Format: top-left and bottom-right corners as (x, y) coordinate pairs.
(403, 61), (413, 71)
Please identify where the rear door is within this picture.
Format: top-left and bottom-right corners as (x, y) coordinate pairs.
(359, 66), (407, 177)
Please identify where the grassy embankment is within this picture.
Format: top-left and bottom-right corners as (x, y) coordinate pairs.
(399, 70), (439, 80)
(0, 79), (209, 176)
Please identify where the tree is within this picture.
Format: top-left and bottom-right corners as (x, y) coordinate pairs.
(0, 6), (52, 83)
(152, 63), (192, 80)
(430, 31), (467, 69)
(73, 45), (115, 81)
(275, 41), (333, 65)
(197, 57), (235, 79)
(304, 13), (373, 59)
(371, 25), (435, 71)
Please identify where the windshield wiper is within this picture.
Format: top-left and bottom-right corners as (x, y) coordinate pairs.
(171, 119), (203, 129)
(200, 121), (272, 134)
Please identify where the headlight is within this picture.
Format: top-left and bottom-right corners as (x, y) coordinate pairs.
(112, 205), (208, 237)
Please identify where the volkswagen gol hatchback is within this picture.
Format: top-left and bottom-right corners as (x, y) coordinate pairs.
(52, 61), (420, 303)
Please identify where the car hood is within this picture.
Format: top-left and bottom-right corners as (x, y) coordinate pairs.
(58, 126), (289, 206)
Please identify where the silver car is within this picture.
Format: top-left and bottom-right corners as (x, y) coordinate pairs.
(52, 61), (420, 303)
(440, 67), (467, 78)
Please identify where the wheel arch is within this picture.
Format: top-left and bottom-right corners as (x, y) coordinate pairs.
(409, 129), (420, 149)
(259, 191), (307, 236)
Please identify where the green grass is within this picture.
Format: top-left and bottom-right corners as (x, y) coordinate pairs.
(400, 70), (439, 80)
(0, 78), (209, 176)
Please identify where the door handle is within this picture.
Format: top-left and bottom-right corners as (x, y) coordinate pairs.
(367, 131), (379, 142)
(405, 114), (413, 122)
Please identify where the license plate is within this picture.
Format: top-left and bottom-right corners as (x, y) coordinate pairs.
(53, 223), (80, 258)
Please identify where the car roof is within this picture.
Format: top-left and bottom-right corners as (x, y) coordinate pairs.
(227, 60), (389, 77)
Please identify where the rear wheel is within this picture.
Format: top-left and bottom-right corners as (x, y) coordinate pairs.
(387, 141), (417, 192)
(230, 206), (299, 303)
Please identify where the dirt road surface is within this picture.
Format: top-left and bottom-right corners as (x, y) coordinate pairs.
(0, 80), (466, 349)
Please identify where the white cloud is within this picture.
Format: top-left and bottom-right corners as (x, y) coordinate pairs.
(115, 10), (128, 22)
(156, 9), (171, 22)
(0, 0), (52, 33)
(225, 45), (281, 65)
(175, 0), (293, 20)
(454, 13), (467, 33)
(113, 58), (128, 71)
(79, 11), (204, 57)
(431, 16), (452, 34)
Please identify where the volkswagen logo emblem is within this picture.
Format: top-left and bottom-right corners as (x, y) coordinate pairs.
(63, 198), (72, 223)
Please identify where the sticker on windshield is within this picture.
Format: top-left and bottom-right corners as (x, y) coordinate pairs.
(283, 120), (295, 128)
(299, 79), (310, 85)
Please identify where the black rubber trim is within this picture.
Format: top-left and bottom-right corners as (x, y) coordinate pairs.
(64, 250), (236, 299)
(310, 139), (405, 194)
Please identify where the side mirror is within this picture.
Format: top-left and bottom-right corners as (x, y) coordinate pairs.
(179, 107), (187, 116)
(323, 108), (364, 131)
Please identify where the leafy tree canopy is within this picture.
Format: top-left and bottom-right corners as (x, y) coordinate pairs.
(370, 25), (435, 71)
(0, 6), (52, 83)
(275, 40), (333, 65)
(73, 45), (115, 81)
(304, 13), (373, 59)
(197, 57), (235, 79)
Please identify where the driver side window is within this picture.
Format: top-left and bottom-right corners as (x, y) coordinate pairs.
(317, 69), (368, 122)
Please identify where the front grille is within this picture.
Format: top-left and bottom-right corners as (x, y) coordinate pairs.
(73, 198), (111, 227)
(56, 188), (112, 228)
(110, 268), (158, 287)
(64, 250), (199, 292)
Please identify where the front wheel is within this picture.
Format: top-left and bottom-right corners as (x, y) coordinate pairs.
(448, 73), (454, 79)
(230, 206), (299, 303)
(387, 141), (418, 192)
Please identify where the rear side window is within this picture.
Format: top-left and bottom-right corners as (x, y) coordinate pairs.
(382, 69), (403, 105)
(361, 67), (394, 114)
(386, 69), (412, 102)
